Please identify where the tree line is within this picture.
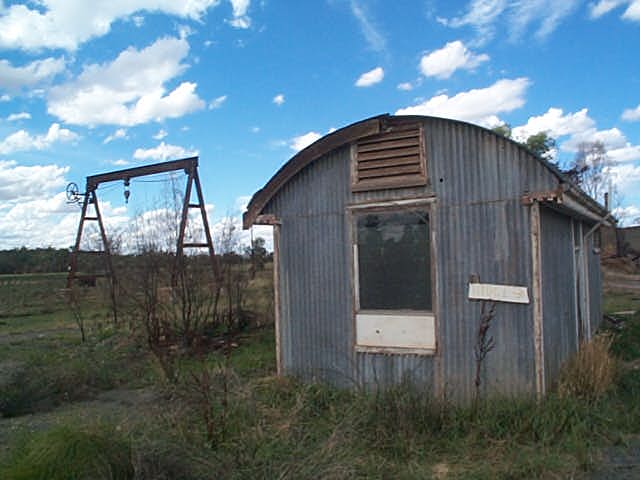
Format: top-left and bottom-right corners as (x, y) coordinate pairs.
(0, 247), (70, 275)
(0, 238), (271, 276)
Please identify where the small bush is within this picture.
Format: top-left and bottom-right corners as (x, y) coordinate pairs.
(0, 424), (133, 480)
(609, 312), (640, 361)
(557, 334), (617, 400)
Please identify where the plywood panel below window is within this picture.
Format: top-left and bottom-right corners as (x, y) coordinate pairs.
(356, 313), (435, 350)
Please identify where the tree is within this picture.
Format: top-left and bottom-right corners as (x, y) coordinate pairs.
(524, 132), (556, 161)
(565, 141), (616, 205)
(491, 125), (556, 161)
(244, 236), (268, 277)
(491, 124), (512, 138)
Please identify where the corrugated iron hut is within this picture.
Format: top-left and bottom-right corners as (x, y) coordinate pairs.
(243, 114), (613, 401)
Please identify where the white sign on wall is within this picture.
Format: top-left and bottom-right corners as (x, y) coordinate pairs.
(468, 283), (530, 304)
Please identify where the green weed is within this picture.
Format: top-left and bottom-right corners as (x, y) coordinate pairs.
(0, 424), (133, 480)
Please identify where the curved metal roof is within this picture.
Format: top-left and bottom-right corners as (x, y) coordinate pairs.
(243, 114), (608, 228)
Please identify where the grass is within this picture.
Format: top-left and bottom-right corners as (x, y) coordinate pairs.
(603, 291), (640, 315)
(1, 424), (133, 480)
(2, 272), (640, 478)
(0, 331), (154, 418)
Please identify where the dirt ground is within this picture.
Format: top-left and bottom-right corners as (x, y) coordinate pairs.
(589, 438), (640, 479)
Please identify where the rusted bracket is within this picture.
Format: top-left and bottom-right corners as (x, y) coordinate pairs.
(521, 186), (565, 205)
(254, 214), (281, 225)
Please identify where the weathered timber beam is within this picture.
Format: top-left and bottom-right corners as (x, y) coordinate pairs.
(86, 157), (198, 189)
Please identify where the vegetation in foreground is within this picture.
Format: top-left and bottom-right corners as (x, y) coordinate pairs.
(1, 273), (639, 479)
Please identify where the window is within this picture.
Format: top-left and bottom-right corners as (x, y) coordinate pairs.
(353, 208), (435, 352)
(351, 125), (427, 192)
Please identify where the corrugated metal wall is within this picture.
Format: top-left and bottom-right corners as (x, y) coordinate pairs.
(426, 119), (555, 400)
(540, 207), (578, 389)
(265, 147), (357, 387)
(263, 116), (601, 401)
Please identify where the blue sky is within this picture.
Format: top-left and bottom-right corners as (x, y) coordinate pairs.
(0, 0), (639, 250)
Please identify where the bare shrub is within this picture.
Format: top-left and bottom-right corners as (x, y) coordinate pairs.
(182, 348), (237, 447)
(557, 334), (617, 400)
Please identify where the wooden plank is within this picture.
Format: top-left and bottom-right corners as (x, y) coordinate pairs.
(358, 155), (420, 170)
(356, 313), (435, 350)
(254, 214), (281, 225)
(355, 345), (435, 355)
(273, 224), (282, 375)
(358, 128), (420, 145)
(87, 157), (197, 188)
(351, 175), (427, 192)
(357, 146), (420, 162)
(530, 201), (546, 399)
(468, 283), (530, 304)
(358, 164), (422, 179)
(357, 137), (420, 153)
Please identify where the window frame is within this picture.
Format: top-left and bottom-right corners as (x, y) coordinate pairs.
(348, 198), (438, 355)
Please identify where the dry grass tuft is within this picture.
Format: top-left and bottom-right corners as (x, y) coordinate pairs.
(558, 334), (617, 400)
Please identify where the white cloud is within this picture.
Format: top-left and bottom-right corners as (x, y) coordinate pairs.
(512, 107), (595, 141)
(513, 106), (640, 160)
(250, 126), (260, 133)
(590, 0), (625, 18)
(104, 128), (128, 144)
(611, 163), (640, 198)
(235, 195), (252, 213)
(290, 132), (322, 152)
(209, 95), (228, 109)
(508, 0), (578, 41)
(625, 0), (640, 19)
(438, 0), (508, 43)
(211, 212), (274, 252)
(355, 66), (384, 87)
(110, 159), (131, 166)
(609, 145), (640, 163)
(561, 127), (628, 152)
(0, 57), (66, 91)
(397, 82), (414, 91)
(0, 192), (133, 249)
(6, 112), (31, 122)
(349, 0), (387, 52)
(0, 123), (78, 155)
(613, 204), (640, 226)
(0, 94), (10, 102)
(590, 1), (640, 20)
(622, 104), (640, 121)
(228, 0), (251, 29)
(133, 141), (198, 161)
(47, 36), (205, 126)
(0, 160), (69, 202)
(273, 93), (285, 106)
(396, 77), (530, 127)
(0, 1), (220, 51)
(0, 192), (80, 248)
(440, 0), (579, 44)
(153, 129), (168, 140)
(419, 41), (489, 79)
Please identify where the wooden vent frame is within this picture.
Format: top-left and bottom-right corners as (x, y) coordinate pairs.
(351, 124), (427, 192)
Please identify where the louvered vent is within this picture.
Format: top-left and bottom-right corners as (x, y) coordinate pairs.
(352, 125), (426, 191)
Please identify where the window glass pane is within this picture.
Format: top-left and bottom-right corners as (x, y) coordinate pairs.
(357, 210), (431, 310)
